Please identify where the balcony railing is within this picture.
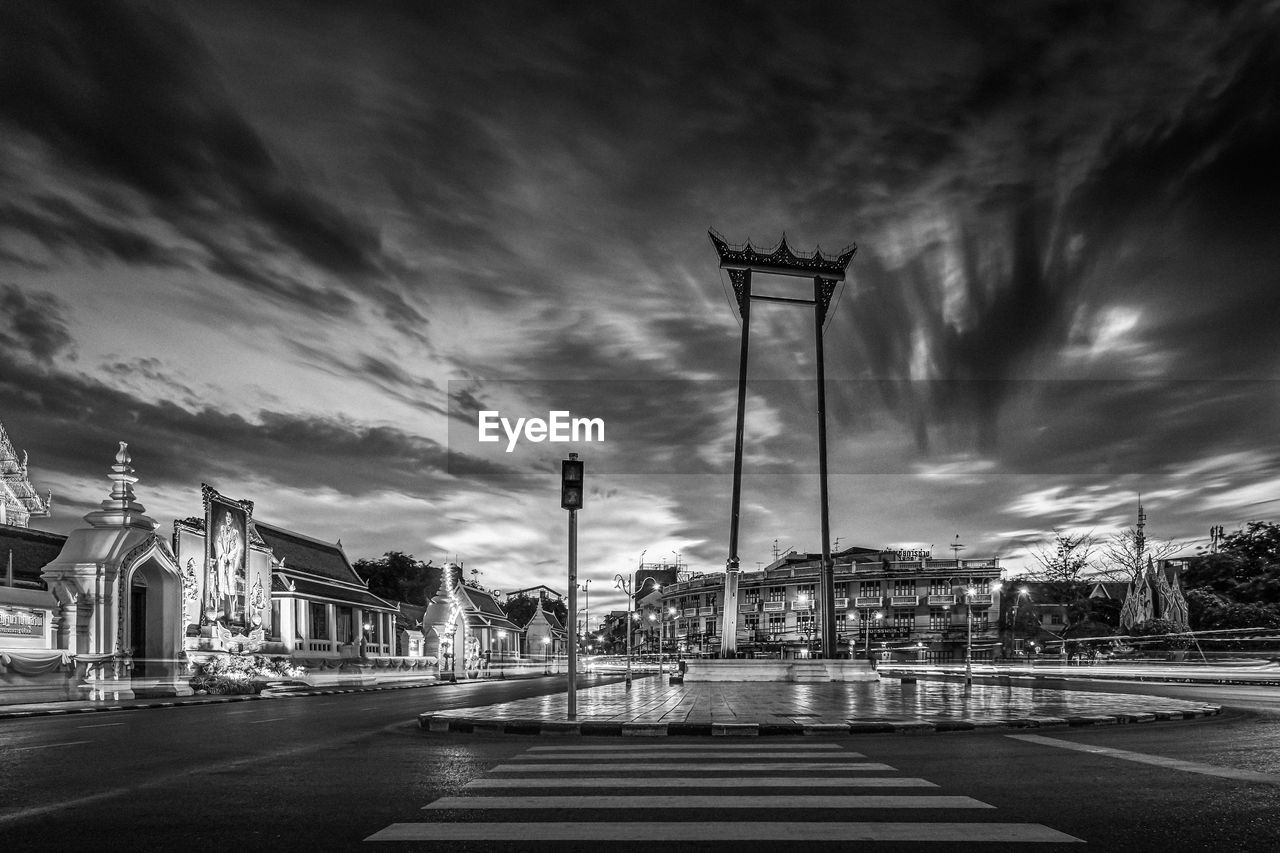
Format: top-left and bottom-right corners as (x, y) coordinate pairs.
(738, 602), (759, 612)
(762, 601), (785, 612)
(890, 595), (920, 606)
(791, 600), (813, 610)
(926, 594), (957, 606)
(966, 593), (994, 606)
(682, 608), (699, 617)
(834, 598), (849, 609)
(697, 606), (716, 616)
(854, 596), (884, 608)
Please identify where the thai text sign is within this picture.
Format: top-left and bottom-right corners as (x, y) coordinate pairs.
(0, 607), (45, 637)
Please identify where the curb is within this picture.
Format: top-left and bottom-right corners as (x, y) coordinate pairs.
(416, 704), (1222, 737)
(0, 678), (445, 721)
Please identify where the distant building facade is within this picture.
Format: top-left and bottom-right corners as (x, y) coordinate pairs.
(656, 546), (1004, 662)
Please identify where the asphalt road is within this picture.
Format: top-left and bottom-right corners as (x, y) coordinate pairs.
(1, 674), (1278, 852)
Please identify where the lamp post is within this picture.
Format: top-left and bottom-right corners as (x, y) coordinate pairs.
(865, 611), (883, 666)
(614, 566), (639, 690)
(964, 585), (977, 688)
(664, 606), (676, 677)
(1015, 586), (1030, 657)
(360, 621), (372, 661)
(542, 635), (551, 674)
(497, 629), (506, 663)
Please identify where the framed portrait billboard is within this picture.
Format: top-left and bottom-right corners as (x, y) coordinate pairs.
(202, 484), (254, 629)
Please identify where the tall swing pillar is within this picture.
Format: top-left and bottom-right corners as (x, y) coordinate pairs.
(712, 231), (856, 660)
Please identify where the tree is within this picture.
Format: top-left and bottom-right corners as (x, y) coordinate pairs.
(1182, 521), (1280, 631)
(504, 593), (568, 629)
(1184, 521), (1280, 604)
(1099, 527), (1183, 584)
(1022, 531), (1101, 638)
(352, 552), (439, 606)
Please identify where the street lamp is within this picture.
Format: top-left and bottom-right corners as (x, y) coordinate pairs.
(541, 635), (551, 675)
(497, 629), (507, 663)
(865, 611), (883, 666)
(360, 621), (372, 661)
(797, 592), (812, 656)
(1015, 586), (1030, 656)
(665, 605), (676, 677)
(964, 585), (977, 688)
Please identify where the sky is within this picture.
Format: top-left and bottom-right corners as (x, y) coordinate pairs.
(2, 1), (1279, 622)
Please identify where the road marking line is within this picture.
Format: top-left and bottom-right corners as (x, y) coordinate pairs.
(491, 762), (891, 772)
(1008, 734), (1280, 784)
(368, 821), (1082, 842)
(224, 709), (257, 715)
(77, 722), (124, 729)
(7, 740), (92, 751)
(465, 776), (934, 789)
(525, 743), (845, 751)
(248, 717), (287, 724)
(424, 794), (988, 810)
(512, 751), (851, 760)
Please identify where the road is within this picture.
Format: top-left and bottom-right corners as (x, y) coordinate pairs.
(1, 674), (1278, 851)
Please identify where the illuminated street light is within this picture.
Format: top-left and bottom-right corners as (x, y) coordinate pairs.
(865, 611), (883, 667)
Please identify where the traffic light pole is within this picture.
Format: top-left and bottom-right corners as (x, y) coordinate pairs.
(561, 453), (584, 721)
(567, 506), (577, 720)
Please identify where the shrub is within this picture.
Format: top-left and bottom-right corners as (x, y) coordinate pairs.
(189, 654), (306, 695)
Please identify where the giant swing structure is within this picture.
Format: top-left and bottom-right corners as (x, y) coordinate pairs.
(710, 230), (856, 660)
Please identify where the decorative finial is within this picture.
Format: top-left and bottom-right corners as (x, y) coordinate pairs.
(108, 441), (138, 505)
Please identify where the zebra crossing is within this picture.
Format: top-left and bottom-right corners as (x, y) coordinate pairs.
(365, 741), (1083, 845)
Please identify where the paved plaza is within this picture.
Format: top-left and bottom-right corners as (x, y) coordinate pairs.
(420, 675), (1223, 735)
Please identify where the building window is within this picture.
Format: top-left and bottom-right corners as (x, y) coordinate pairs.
(928, 579), (950, 596)
(767, 586), (786, 603)
(704, 618), (717, 635)
(891, 608), (913, 629)
(796, 583), (815, 600)
(310, 602), (328, 639)
(744, 613), (760, 630)
(859, 581), (880, 597)
(269, 601), (281, 640)
(337, 606), (354, 644)
(835, 613), (847, 634)
(893, 580), (916, 597)
(768, 614), (785, 635)
(1049, 611), (1064, 626)
(796, 614), (815, 635)
(834, 582), (849, 599)
(972, 610), (990, 630)
(704, 593), (716, 608)
(929, 607), (949, 630)
(745, 588), (761, 604)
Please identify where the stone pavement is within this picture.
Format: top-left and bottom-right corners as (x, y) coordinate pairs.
(420, 675), (1223, 736)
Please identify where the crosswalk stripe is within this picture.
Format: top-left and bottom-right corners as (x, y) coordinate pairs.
(367, 821), (1084, 842)
(465, 776), (937, 789)
(424, 794), (991, 810)
(511, 751), (852, 760)
(492, 762), (893, 772)
(525, 743), (845, 751)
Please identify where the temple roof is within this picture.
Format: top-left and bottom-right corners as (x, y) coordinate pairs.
(0, 419), (51, 527)
(0, 525), (67, 588)
(254, 521), (366, 586)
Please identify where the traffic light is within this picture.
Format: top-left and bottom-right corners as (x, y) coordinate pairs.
(561, 455), (584, 510)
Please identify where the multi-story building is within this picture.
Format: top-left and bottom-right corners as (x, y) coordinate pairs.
(657, 546), (1005, 662)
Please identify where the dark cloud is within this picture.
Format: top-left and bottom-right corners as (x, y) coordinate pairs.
(0, 355), (531, 504)
(0, 196), (190, 269)
(0, 1), (413, 322)
(287, 341), (446, 417)
(0, 283), (75, 362)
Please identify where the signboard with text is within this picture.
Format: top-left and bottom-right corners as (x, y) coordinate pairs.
(0, 607), (45, 637)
